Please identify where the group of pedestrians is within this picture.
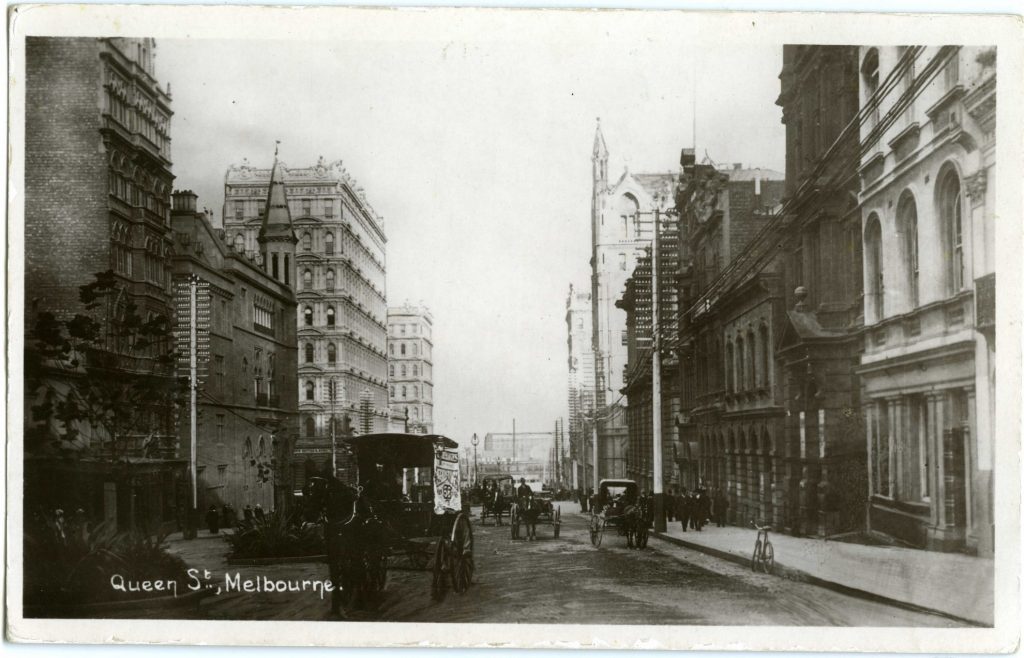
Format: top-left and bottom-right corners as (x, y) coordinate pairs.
(664, 487), (729, 532)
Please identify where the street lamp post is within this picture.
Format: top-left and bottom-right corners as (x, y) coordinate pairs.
(471, 433), (479, 486)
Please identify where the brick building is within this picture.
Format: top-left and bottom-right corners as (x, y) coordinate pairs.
(673, 155), (785, 525)
(23, 37), (182, 531)
(222, 156), (389, 483)
(170, 188), (299, 516)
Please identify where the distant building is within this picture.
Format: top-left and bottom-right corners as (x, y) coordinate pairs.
(855, 46), (995, 555)
(170, 187), (298, 515)
(23, 37), (181, 531)
(590, 119), (676, 480)
(565, 284), (595, 490)
(478, 431), (556, 483)
(222, 156), (390, 482)
(387, 304), (435, 434)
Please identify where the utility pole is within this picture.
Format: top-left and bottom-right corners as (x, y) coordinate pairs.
(330, 378), (337, 478)
(652, 205), (666, 533)
(188, 276), (198, 534)
(512, 417), (516, 476)
(592, 421), (599, 490)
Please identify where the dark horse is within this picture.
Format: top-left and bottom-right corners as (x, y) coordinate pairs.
(481, 486), (509, 526)
(621, 496), (651, 549)
(305, 477), (388, 616)
(512, 495), (541, 541)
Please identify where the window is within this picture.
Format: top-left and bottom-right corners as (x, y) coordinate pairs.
(305, 381), (315, 401)
(304, 416), (316, 437)
(389, 344), (394, 356)
(302, 199), (311, 215)
(413, 385), (419, 398)
(325, 199), (334, 218)
(939, 170), (965, 294)
(326, 306), (336, 326)
(619, 253), (627, 271)
(390, 386), (395, 398)
(735, 336), (745, 391)
(401, 385), (407, 398)
(327, 343), (336, 365)
(304, 343), (314, 364)
(302, 232), (312, 252)
(897, 192), (919, 309)
(233, 233), (245, 254)
(144, 237), (162, 284)
(303, 306), (313, 326)
(745, 331), (755, 390)
(302, 269), (312, 291)
(413, 364), (419, 377)
(861, 49), (880, 128)
(401, 365), (407, 377)
(326, 269), (335, 291)
(111, 222), (132, 275)
(253, 298), (273, 333)
(759, 325), (770, 389)
(400, 344), (406, 356)
(234, 200), (243, 220)
(864, 214), (884, 322)
(400, 324), (407, 336)
(944, 49), (960, 90)
(389, 365), (395, 377)
(871, 399), (891, 496)
(325, 232), (334, 255)
(412, 343), (419, 356)
(271, 253), (279, 280)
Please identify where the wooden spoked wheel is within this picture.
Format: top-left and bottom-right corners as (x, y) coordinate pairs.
(449, 513), (475, 594)
(589, 514), (603, 547)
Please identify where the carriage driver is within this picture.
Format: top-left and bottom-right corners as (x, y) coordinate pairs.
(516, 478), (533, 501)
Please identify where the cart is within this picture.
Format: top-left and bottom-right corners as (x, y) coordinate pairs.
(479, 474), (514, 526)
(588, 479), (649, 549)
(307, 433), (475, 612)
(509, 484), (561, 540)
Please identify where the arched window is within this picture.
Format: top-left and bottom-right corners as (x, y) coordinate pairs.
(302, 269), (312, 291)
(412, 343), (419, 356)
(413, 385), (419, 398)
(862, 48), (880, 127)
(327, 343), (336, 365)
(413, 364), (419, 377)
(304, 306), (313, 326)
(271, 253), (279, 280)
(388, 344), (394, 356)
(400, 365), (407, 377)
(324, 232), (334, 255)
(304, 342), (314, 364)
(759, 325), (770, 389)
(389, 386), (395, 398)
(401, 385), (407, 398)
(305, 380), (314, 401)
(326, 306), (335, 326)
(400, 344), (406, 356)
(412, 407), (419, 419)
(897, 191), (919, 309)
(243, 437), (253, 459)
(865, 214), (884, 322)
(389, 364), (395, 377)
(233, 233), (245, 253)
(735, 336), (745, 391)
(304, 416), (316, 437)
(302, 232), (312, 251)
(746, 329), (756, 390)
(938, 169), (965, 294)
(325, 269), (335, 291)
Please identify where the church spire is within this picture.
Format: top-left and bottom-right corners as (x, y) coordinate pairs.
(592, 117), (608, 161)
(592, 117), (608, 190)
(257, 141), (297, 286)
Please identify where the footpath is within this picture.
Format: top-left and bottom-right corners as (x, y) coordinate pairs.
(652, 520), (994, 626)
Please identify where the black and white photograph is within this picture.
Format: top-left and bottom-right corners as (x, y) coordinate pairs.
(6, 5), (1022, 650)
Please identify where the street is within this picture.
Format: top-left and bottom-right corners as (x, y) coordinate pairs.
(157, 507), (965, 626)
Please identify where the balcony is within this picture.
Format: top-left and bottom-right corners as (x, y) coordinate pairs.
(255, 393), (282, 408)
(97, 433), (178, 460)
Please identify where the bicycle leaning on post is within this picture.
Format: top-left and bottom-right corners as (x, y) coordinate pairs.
(750, 522), (774, 574)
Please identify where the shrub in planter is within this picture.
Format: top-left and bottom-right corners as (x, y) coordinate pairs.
(225, 511), (323, 559)
(23, 513), (191, 610)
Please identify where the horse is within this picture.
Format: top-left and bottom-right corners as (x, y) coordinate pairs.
(621, 496), (651, 549)
(481, 487), (507, 526)
(305, 476), (389, 616)
(512, 495), (541, 541)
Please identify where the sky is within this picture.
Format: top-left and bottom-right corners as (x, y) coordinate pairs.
(157, 27), (785, 445)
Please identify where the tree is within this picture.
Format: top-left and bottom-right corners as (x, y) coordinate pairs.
(24, 271), (184, 461)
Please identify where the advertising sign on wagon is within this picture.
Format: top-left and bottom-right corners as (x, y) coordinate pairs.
(433, 446), (461, 515)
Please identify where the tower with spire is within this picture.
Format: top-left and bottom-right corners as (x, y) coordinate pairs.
(592, 117), (608, 192)
(258, 142), (298, 287)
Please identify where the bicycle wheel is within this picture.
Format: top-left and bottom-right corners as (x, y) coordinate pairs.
(751, 539), (762, 572)
(762, 541), (774, 574)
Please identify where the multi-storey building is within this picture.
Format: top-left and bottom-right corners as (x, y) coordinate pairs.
(855, 46), (995, 555)
(565, 285), (596, 491)
(387, 304), (435, 434)
(618, 214), (680, 494)
(24, 37), (181, 530)
(170, 188), (298, 516)
(478, 432), (556, 483)
(774, 45), (866, 538)
(590, 119), (675, 480)
(222, 157), (389, 481)
(673, 155), (785, 525)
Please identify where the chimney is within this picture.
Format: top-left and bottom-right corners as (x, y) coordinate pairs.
(172, 189), (198, 214)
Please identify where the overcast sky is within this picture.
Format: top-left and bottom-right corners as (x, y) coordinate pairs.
(158, 29), (785, 444)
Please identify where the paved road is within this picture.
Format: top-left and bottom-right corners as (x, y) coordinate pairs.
(159, 507), (964, 626)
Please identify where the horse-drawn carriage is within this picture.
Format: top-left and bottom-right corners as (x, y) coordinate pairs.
(588, 479), (650, 549)
(478, 474), (514, 526)
(305, 433), (475, 614)
(510, 482), (561, 540)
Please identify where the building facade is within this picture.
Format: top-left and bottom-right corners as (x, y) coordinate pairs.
(24, 37), (182, 531)
(387, 304), (435, 434)
(222, 157), (390, 481)
(478, 432), (557, 484)
(590, 119), (675, 481)
(565, 285), (596, 491)
(673, 156), (786, 525)
(855, 46), (996, 555)
(170, 189), (299, 515)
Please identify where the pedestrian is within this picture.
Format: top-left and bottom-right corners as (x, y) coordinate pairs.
(254, 503), (266, 522)
(690, 491), (702, 531)
(578, 488), (588, 513)
(206, 505), (220, 534)
(243, 504), (254, 525)
(222, 503), (236, 527)
(676, 488), (689, 532)
(700, 488), (712, 527)
(715, 488), (729, 527)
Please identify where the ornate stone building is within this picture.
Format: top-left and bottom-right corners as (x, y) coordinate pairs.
(565, 285), (596, 490)
(589, 119), (675, 480)
(855, 46), (996, 555)
(222, 157), (389, 481)
(387, 303), (435, 434)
